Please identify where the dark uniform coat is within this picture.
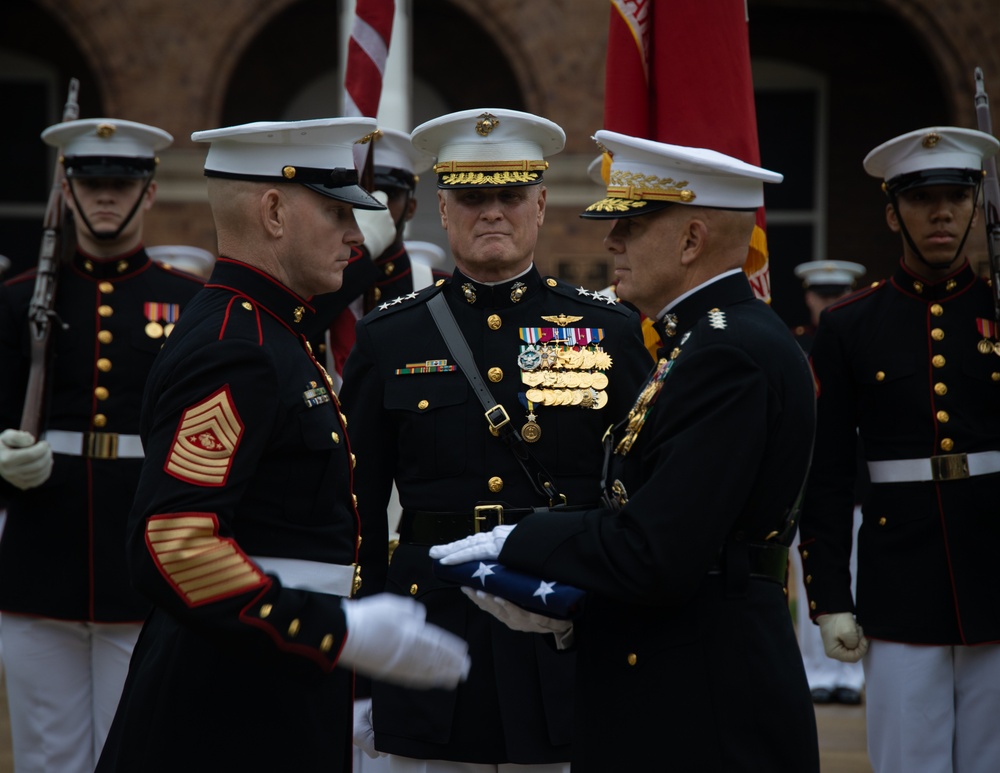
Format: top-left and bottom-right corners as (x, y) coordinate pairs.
(498, 272), (820, 773)
(97, 258), (361, 772)
(340, 266), (651, 764)
(0, 246), (203, 622)
(798, 259), (1000, 645)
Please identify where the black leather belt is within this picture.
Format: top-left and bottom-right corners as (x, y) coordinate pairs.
(399, 504), (591, 546)
(708, 541), (788, 586)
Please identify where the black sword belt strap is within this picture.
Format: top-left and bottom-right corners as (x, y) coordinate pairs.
(427, 293), (563, 504)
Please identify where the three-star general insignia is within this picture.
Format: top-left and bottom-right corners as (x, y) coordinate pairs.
(166, 387), (244, 486)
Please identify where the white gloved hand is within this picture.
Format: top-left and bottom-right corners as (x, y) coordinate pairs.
(429, 524), (515, 565)
(340, 594), (470, 688)
(354, 191), (396, 259)
(352, 698), (384, 759)
(0, 429), (53, 490)
(817, 612), (869, 663)
(462, 588), (575, 649)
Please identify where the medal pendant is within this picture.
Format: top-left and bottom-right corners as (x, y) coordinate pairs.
(145, 321), (164, 339)
(979, 338), (994, 354)
(521, 421), (542, 442)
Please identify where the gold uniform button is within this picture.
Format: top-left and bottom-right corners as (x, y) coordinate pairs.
(93, 414), (107, 428)
(627, 653), (637, 666)
(435, 278), (446, 287)
(879, 517), (887, 526)
(931, 328), (944, 341)
(95, 386), (109, 401)
(546, 278), (558, 287)
(318, 342), (326, 354)
(810, 600), (816, 610)
(941, 438), (955, 451)
(97, 358), (112, 372)
(331, 431), (340, 444)
(352, 494), (358, 507)
(373, 287), (382, 301)
(351, 453), (357, 469)
(802, 550), (809, 559)
(340, 413), (348, 427)
(488, 476), (503, 493)
(993, 373), (1000, 382)
(930, 304), (944, 317)
(410, 584), (418, 595)
(242, 301), (253, 311)
(488, 367), (503, 382)
(97, 330), (112, 344)
(934, 382), (948, 396)
(487, 314), (502, 330)
(936, 410), (950, 423)
(288, 619), (300, 637)
(418, 400), (429, 410)
(320, 634), (334, 653)
(806, 575), (812, 584)
(932, 355), (946, 368)
(98, 281), (114, 294)
(260, 604), (272, 619)
(875, 371), (885, 382)
(98, 305), (113, 318)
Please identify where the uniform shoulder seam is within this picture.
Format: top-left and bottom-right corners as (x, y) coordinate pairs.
(825, 280), (886, 313)
(546, 278), (632, 315)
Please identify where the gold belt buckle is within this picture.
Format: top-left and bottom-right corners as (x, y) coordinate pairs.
(473, 504), (504, 534)
(84, 432), (119, 460)
(930, 453), (969, 481)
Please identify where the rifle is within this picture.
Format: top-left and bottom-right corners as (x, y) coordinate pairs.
(974, 67), (1000, 326)
(19, 78), (80, 437)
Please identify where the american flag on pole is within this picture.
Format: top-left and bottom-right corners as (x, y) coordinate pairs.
(604, 0), (771, 302)
(342, 0), (395, 119)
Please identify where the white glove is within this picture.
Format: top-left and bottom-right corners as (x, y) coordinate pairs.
(0, 429), (53, 490)
(340, 594), (470, 688)
(462, 587), (575, 650)
(817, 612), (869, 663)
(352, 698), (384, 759)
(429, 524), (515, 565)
(355, 191), (396, 259)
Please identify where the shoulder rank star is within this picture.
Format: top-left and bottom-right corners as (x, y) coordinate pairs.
(541, 314), (583, 327)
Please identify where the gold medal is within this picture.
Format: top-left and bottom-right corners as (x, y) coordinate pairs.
(562, 371), (582, 388)
(979, 339), (994, 354)
(163, 323), (175, 337)
(526, 388), (545, 404)
(591, 372), (609, 390)
(593, 390), (608, 409)
(521, 421), (542, 442)
(145, 321), (164, 339)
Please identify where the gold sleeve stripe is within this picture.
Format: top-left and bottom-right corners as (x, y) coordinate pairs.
(146, 513), (265, 606)
(166, 387), (244, 487)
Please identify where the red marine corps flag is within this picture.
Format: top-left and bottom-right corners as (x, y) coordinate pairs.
(604, 0), (771, 302)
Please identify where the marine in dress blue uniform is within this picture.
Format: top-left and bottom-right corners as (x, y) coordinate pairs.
(340, 109), (652, 771)
(0, 118), (203, 773)
(95, 118), (469, 773)
(798, 126), (1000, 773)
(432, 131), (821, 772)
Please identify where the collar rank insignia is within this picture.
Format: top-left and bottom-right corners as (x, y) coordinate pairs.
(708, 308), (727, 330)
(303, 381), (330, 408)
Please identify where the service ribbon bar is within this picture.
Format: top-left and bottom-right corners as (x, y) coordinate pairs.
(144, 302), (180, 322)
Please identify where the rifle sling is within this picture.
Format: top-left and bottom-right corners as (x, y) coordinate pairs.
(426, 292), (563, 504)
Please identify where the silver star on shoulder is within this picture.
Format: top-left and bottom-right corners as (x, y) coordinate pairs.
(404, 291), (419, 300)
(471, 562), (498, 586)
(378, 302), (391, 311)
(533, 580), (557, 604)
(601, 294), (618, 305)
(576, 286), (591, 296)
(389, 296), (405, 306)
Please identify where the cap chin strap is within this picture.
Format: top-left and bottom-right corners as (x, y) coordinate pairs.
(68, 175), (154, 242)
(887, 180), (981, 272)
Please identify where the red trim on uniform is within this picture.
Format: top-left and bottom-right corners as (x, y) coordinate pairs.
(239, 587), (343, 673)
(824, 279), (886, 314)
(220, 295), (263, 345)
(209, 257), (316, 313)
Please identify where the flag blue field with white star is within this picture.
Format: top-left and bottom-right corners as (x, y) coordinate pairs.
(433, 559), (586, 619)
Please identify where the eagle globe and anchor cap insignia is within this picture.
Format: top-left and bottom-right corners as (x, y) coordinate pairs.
(166, 387), (244, 486)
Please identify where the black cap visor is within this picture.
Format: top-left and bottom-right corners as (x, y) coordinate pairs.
(65, 156), (155, 179)
(887, 168), (981, 195)
(204, 165), (386, 210)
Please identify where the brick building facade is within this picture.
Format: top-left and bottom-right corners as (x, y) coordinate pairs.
(3, 0), (999, 328)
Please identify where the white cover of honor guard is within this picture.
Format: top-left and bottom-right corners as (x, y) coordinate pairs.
(372, 127), (434, 181)
(582, 129), (783, 218)
(794, 260), (866, 289)
(863, 126), (999, 185)
(42, 118), (172, 160)
(191, 118), (386, 209)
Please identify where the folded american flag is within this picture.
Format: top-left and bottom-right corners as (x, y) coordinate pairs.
(433, 559), (586, 620)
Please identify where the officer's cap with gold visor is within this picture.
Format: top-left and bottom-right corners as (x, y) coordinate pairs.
(191, 118), (386, 210)
(582, 130), (782, 219)
(42, 118), (172, 179)
(411, 107), (565, 189)
(864, 126), (999, 196)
